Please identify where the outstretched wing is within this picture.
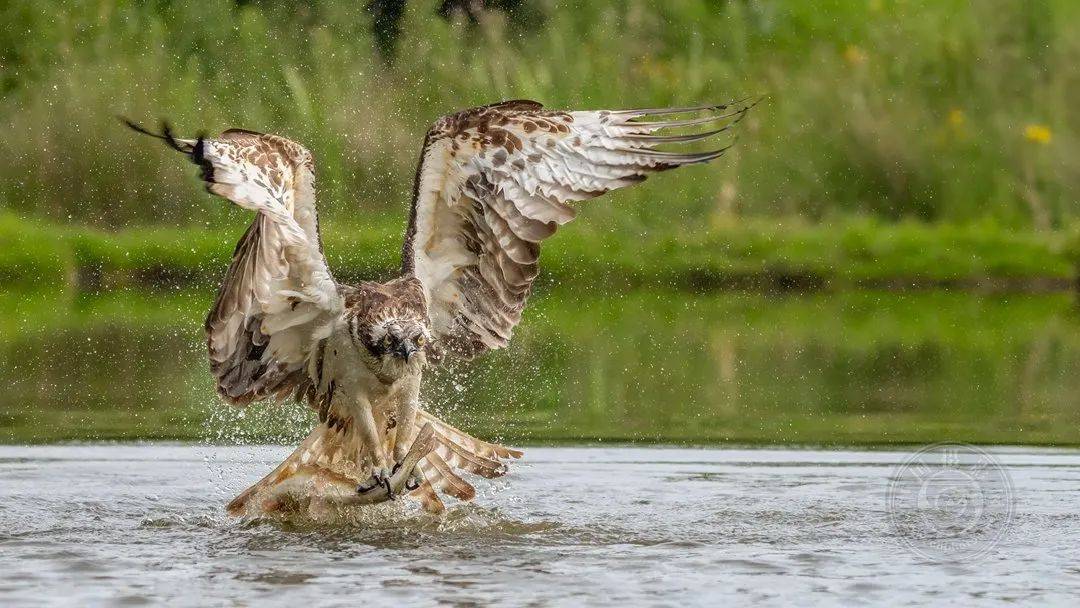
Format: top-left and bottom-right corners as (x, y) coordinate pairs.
(125, 121), (343, 405)
(400, 98), (755, 359)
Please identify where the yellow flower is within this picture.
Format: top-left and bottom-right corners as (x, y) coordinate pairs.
(843, 45), (868, 66)
(948, 109), (966, 128)
(1024, 124), (1052, 144)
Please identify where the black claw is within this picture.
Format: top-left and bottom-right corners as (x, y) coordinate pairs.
(357, 480), (378, 494)
(383, 477), (394, 500)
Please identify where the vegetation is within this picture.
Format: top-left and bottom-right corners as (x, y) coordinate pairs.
(1, 212), (1075, 292)
(2, 0), (1077, 231)
(3, 2), (1079, 446)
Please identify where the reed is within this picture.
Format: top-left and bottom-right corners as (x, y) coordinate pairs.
(1, 0), (1076, 231)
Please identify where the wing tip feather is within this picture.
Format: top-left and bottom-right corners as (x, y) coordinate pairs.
(613, 94), (762, 120)
(120, 116), (200, 157)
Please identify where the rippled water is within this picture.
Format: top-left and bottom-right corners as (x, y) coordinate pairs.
(2, 444), (1079, 606)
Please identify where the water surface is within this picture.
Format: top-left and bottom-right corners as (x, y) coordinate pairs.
(2, 288), (1079, 445)
(1, 444), (1078, 606)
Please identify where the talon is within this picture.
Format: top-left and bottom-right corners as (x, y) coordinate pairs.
(357, 466), (391, 496)
(404, 467), (423, 492)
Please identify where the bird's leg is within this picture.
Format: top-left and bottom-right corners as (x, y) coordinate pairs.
(390, 374), (423, 490)
(350, 423), (436, 505)
(392, 375), (421, 462)
(355, 397), (392, 497)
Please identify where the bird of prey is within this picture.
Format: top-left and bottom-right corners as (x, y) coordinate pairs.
(125, 98), (752, 517)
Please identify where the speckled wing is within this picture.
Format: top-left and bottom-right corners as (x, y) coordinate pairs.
(401, 98), (754, 358)
(126, 122), (343, 405)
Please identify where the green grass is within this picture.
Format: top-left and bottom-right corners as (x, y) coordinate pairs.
(1, 0), (1078, 233)
(0, 215), (73, 286)
(1, 212), (1074, 292)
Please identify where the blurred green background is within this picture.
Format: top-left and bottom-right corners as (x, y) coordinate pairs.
(1, 0), (1078, 445)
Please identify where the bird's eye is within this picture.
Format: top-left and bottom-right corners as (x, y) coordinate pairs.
(416, 335), (426, 346)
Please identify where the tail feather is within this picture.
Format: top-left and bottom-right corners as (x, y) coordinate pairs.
(435, 436), (507, 479)
(226, 424), (356, 516)
(421, 452), (476, 501)
(226, 409), (521, 517)
(409, 475), (447, 515)
(418, 410), (524, 460)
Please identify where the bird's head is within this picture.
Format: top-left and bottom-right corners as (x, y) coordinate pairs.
(363, 317), (431, 368)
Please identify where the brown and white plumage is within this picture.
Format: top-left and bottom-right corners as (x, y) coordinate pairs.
(402, 99), (753, 358)
(125, 97), (751, 518)
(122, 123), (341, 406)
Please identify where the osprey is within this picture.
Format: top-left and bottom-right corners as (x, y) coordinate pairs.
(126, 98), (753, 517)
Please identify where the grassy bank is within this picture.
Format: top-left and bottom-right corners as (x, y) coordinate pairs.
(1, 212), (1075, 293)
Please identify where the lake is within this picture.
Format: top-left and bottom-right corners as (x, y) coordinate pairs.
(2, 287), (1079, 445)
(3, 287), (1080, 605)
(2, 444), (1079, 606)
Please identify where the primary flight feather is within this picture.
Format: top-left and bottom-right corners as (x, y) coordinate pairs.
(125, 97), (754, 517)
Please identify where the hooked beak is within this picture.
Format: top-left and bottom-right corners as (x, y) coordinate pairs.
(393, 341), (418, 361)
